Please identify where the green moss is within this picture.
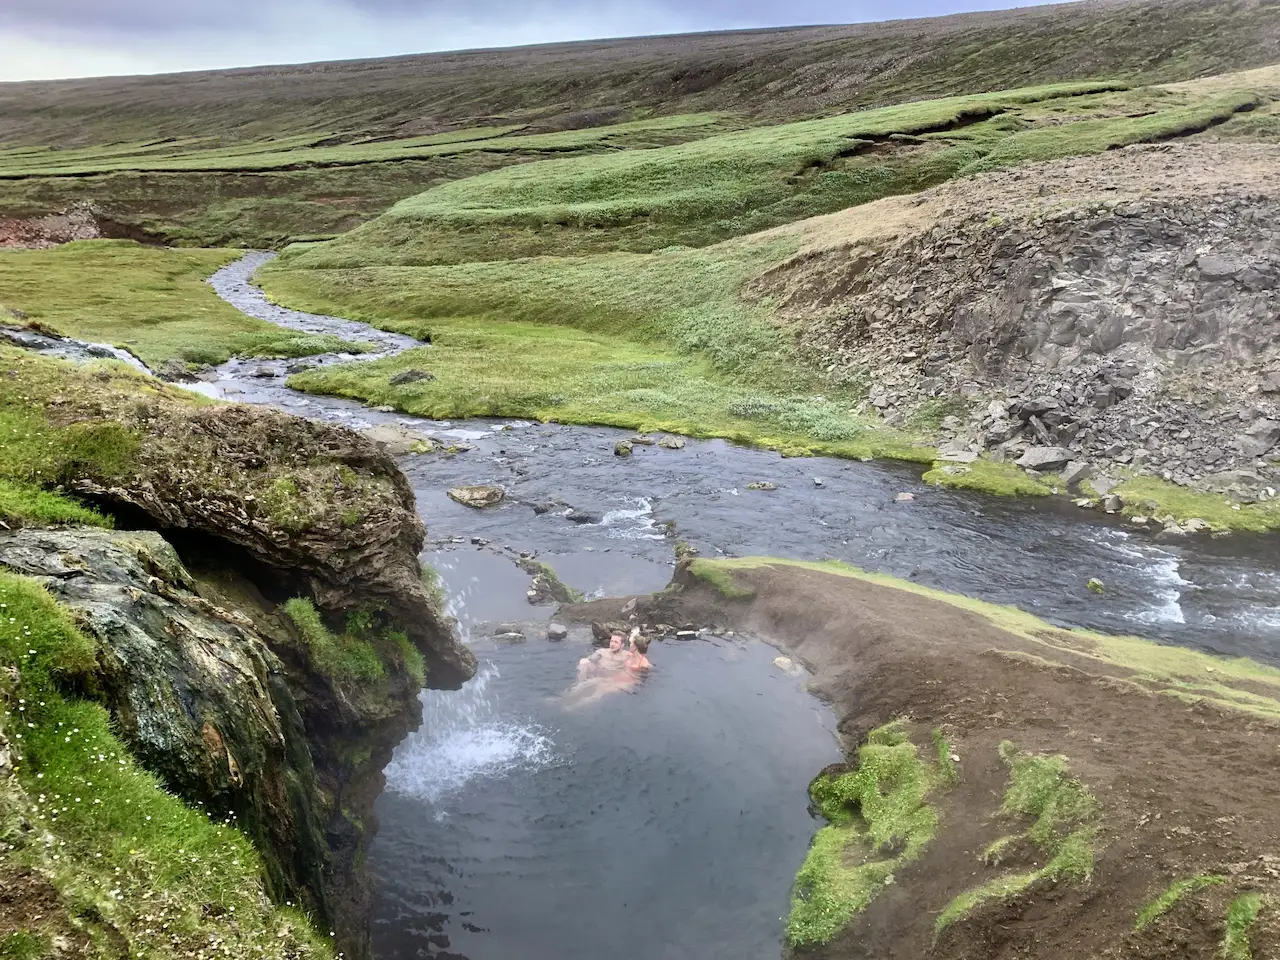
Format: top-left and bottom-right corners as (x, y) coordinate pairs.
(514, 558), (586, 603)
(687, 559), (757, 599)
(1110, 476), (1280, 533)
(0, 478), (111, 529)
(1135, 874), (1228, 931)
(261, 476), (310, 533)
(0, 571), (332, 958)
(935, 742), (1100, 937)
(787, 721), (950, 947)
(922, 459), (1055, 497)
(282, 597), (386, 683)
(0, 241), (367, 367)
(1224, 892), (1266, 960)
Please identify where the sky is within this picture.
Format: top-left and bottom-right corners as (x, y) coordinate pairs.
(1, 0), (1061, 82)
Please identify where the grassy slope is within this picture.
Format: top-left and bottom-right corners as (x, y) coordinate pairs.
(290, 83), (1138, 266)
(0, 117), (740, 248)
(0, 240), (366, 367)
(0, 570), (333, 960)
(0, 114), (736, 178)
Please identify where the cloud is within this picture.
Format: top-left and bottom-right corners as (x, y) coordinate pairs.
(0, 0), (1057, 81)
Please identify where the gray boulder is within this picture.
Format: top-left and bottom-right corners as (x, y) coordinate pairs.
(1236, 418), (1280, 458)
(1015, 446), (1074, 471)
(389, 369), (435, 386)
(1061, 461), (1094, 487)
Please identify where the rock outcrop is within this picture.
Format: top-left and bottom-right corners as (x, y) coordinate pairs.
(50, 372), (474, 686)
(0, 351), (476, 958)
(756, 142), (1280, 501)
(0, 524), (434, 960)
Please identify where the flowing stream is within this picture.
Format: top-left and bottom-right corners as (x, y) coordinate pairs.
(19, 252), (1280, 958)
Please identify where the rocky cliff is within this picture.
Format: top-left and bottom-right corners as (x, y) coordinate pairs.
(0, 348), (475, 959)
(756, 141), (1280, 505)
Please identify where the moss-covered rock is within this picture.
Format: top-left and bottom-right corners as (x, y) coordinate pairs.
(0, 347), (474, 686)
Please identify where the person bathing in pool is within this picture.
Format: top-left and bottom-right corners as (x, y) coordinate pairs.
(566, 631), (651, 707)
(625, 631), (651, 673)
(576, 633), (627, 682)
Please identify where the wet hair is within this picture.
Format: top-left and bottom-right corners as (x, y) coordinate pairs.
(632, 636), (650, 654)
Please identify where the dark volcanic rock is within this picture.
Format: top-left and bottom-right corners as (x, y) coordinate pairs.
(59, 395), (474, 687)
(0, 527), (424, 960)
(389, 368), (435, 386)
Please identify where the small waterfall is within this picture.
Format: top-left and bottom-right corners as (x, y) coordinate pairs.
(384, 663), (557, 805)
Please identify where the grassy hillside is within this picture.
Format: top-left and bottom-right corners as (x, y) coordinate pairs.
(1, 0), (1275, 150)
(1, 0), (1277, 247)
(289, 82), (1255, 266)
(258, 72), (1271, 427)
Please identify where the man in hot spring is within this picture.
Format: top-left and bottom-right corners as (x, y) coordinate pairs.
(567, 630), (651, 706)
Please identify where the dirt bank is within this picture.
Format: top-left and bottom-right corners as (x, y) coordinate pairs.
(0, 202), (158, 248)
(569, 558), (1280, 958)
(754, 140), (1280, 510)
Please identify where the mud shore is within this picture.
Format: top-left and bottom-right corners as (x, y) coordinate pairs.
(569, 558), (1280, 958)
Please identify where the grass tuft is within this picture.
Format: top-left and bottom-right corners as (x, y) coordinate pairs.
(1135, 874), (1228, 931)
(282, 597), (386, 683)
(788, 720), (951, 947)
(1223, 892), (1265, 960)
(935, 742), (1100, 937)
(932, 727), (958, 785)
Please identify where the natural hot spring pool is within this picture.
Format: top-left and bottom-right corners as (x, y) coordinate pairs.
(369, 631), (842, 959)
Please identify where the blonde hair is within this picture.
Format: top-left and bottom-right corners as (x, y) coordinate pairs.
(632, 635), (650, 654)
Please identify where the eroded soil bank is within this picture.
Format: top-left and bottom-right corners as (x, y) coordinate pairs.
(567, 559), (1280, 959)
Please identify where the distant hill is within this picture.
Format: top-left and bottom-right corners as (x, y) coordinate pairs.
(1, 0), (1276, 149)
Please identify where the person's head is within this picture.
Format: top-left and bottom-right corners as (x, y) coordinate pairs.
(632, 636), (650, 655)
(609, 635), (624, 652)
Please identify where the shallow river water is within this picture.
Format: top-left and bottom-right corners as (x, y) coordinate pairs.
(25, 253), (1280, 958)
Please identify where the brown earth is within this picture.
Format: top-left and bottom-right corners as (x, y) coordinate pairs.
(569, 560), (1280, 959)
(0, 204), (101, 248)
(753, 136), (1280, 503)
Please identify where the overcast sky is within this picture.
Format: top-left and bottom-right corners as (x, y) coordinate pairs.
(1, 0), (1060, 82)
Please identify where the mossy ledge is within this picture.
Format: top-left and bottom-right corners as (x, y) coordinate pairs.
(0, 348), (474, 959)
